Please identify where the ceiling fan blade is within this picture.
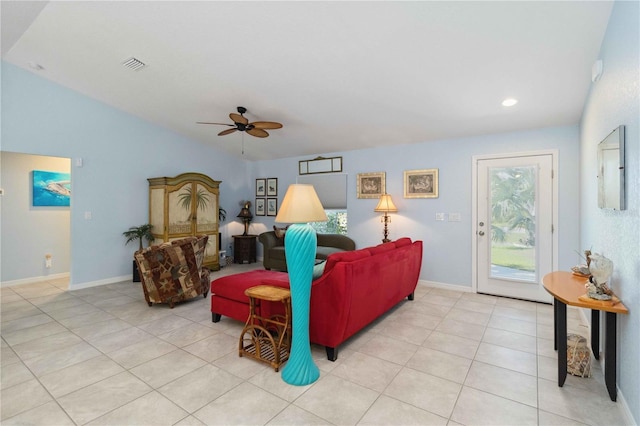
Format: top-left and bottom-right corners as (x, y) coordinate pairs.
(196, 122), (234, 126)
(218, 128), (238, 136)
(229, 113), (248, 125)
(246, 128), (269, 138)
(251, 121), (283, 130)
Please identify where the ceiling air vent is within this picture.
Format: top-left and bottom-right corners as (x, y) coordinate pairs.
(122, 57), (147, 71)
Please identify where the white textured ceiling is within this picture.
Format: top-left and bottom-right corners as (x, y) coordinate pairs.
(2, 1), (613, 161)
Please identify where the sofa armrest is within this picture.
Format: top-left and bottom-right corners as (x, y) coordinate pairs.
(259, 231), (283, 249)
(317, 234), (356, 251)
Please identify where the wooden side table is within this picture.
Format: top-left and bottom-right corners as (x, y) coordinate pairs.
(542, 271), (629, 401)
(233, 234), (257, 264)
(239, 285), (291, 371)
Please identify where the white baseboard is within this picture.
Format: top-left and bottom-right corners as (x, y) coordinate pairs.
(422, 281), (636, 424)
(578, 307), (636, 426)
(616, 389), (637, 426)
(421, 279), (474, 293)
(69, 275), (132, 291)
(1, 273), (133, 291)
(1, 272), (70, 288)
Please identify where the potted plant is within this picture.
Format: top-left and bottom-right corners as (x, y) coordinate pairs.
(123, 224), (154, 282)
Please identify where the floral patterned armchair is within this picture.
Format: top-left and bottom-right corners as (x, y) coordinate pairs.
(135, 235), (210, 308)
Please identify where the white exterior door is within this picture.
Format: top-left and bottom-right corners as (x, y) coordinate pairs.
(474, 152), (556, 303)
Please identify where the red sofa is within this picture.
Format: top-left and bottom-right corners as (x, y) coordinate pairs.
(210, 237), (423, 361)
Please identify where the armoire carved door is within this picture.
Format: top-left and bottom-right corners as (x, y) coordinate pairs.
(148, 172), (221, 270)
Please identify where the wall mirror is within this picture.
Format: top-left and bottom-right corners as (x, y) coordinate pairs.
(299, 156), (342, 175)
(597, 125), (625, 210)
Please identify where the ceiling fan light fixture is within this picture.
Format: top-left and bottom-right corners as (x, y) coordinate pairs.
(502, 98), (518, 107)
(197, 106), (282, 139)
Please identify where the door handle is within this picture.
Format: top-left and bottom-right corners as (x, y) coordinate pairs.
(478, 231), (485, 236)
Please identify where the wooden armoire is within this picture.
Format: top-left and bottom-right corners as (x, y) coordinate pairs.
(148, 172), (221, 270)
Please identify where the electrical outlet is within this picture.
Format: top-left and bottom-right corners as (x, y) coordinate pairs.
(448, 213), (461, 222)
(84, 211), (92, 220)
(435, 212), (445, 221)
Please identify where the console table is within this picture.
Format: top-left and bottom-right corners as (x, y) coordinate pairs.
(542, 271), (628, 401)
(233, 235), (257, 264)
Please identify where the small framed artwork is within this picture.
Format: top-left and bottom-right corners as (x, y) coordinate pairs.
(33, 170), (71, 207)
(255, 198), (266, 216)
(267, 198), (278, 216)
(267, 178), (278, 196)
(404, 169), (439, 198)
(357, 172), (385, 199)
(256, 179), (266, 196)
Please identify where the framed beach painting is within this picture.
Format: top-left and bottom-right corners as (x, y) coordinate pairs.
(404, 169), (438, 198)
(32, 170), (71, 207)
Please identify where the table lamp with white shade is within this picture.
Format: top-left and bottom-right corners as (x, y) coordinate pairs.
(374, 193), (398, 243)
(275, 184), (327, 385)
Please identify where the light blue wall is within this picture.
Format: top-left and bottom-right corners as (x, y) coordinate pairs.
(1, 62), (251, 287)
(1, 61), (582, 291)
(1, 152), (71, 281)
(250, 125), (581, 287)
(580, 1), (639, 422)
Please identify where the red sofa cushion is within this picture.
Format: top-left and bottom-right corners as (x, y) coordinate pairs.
(323, 249), (371, 275)
(367, 241), (396, 255)
(210, 269), (288, 302)
(394, 237), (412, 247)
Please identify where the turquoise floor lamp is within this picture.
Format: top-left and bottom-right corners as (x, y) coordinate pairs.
(275, 184), (327, 386)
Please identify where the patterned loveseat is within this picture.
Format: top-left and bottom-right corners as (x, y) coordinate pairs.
(134, 235), (210, 308)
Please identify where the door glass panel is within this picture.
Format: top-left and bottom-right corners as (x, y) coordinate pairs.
(489, 166), (536, 282)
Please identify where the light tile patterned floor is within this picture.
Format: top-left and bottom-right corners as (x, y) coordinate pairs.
(0, 265), (628, 425)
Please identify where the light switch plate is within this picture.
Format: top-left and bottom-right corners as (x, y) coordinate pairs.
(435, 212), (445, 221)
(449, 213), (461, 222)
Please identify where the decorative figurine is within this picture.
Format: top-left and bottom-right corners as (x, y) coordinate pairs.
(585, 253), (613, 300)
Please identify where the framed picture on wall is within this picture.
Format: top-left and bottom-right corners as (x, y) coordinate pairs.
(267, 178), (278, 196)
(267, 198), (278, 216)
(32, 170), (71, 207)
(404, 169), (438, 198)
(255, 198), (266, 216)
(356, 172), (385, 199)
(256, 179), (266, 196)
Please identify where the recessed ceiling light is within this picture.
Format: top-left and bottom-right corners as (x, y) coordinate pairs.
(502, 98), (518, 107)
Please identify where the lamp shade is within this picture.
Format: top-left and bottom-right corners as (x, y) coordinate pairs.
(237, 207), (253, 219)
(374, 194), (398, 213)
(275, 184), (328, 224)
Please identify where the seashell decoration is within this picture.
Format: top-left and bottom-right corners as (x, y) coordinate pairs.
(585, 253), (613, 300)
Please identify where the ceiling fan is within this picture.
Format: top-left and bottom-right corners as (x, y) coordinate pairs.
(197, 106), (283, 138)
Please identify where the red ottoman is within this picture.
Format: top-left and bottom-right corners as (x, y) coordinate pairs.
(210, 270), (289, 323)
